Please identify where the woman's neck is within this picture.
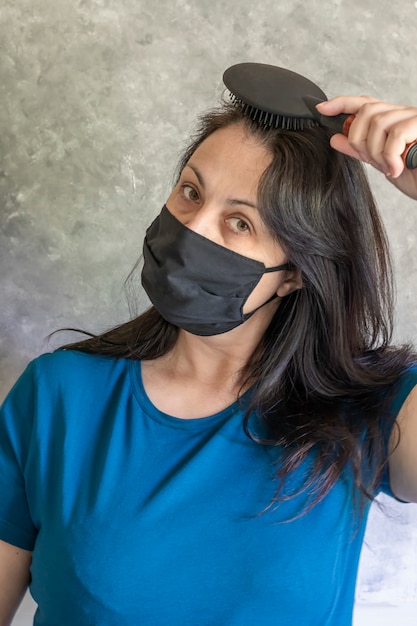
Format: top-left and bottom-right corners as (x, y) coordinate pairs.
(140, 307), (276, 418)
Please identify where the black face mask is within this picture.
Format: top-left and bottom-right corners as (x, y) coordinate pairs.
(141, 206), (292, 336)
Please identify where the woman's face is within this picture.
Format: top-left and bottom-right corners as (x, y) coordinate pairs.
(166, 123), (301, 315)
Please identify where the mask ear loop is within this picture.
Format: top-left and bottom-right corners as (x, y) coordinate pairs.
(242, 294), (280, 322)
(270, 262), (301, 300)
(265, 262), (299, 299)
(263, 262), (293, 273)
(243, 262), (295, 321)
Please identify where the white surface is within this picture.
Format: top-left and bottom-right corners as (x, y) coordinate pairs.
(356, 495), (417, 604)
(354, 601), (417, 625)
(13, 595), (35, 626)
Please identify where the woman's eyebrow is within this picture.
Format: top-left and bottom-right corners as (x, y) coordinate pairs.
(184, 163), (258, 209)
(185, 163), (205, 189)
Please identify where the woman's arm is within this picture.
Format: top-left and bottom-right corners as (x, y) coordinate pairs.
(317, 97), (417, 200)
(0, 540), (32, 626)
(387, 385), (417, 503)
(319, 97), (417, 501)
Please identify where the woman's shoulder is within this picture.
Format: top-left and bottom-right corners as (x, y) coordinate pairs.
(32, 348), (127, 369)
(2, 350), (136, 427)
(389, 363), (417, 417)
(18, 349), (133, 395)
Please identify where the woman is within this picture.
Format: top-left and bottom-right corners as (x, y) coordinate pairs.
(0, 87), (416, 625)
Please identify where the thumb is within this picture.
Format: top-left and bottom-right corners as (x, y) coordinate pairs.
(316, 98), (347, 116)
(317, 95), (379, 116)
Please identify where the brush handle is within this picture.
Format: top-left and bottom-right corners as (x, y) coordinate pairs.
(341, 114), (417, 170)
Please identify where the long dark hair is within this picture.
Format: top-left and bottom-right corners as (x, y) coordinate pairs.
(61, 103), (416, 514)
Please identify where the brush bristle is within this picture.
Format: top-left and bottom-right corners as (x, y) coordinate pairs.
(229, 94), (318, 131)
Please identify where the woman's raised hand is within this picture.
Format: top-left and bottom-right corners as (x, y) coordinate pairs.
(317, 97), (417, 200)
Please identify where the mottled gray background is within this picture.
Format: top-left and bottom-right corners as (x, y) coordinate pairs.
(1, 0), (417, 623)
(2, 0), (417, 399)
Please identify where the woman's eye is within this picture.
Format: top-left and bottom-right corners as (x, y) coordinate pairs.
(182, 185), (199, 202)
(227, 217), (250, 234)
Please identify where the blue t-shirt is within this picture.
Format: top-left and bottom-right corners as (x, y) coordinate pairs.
(0, 351), (416, 626)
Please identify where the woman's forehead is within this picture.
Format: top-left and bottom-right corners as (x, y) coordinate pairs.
(188, 124), (272, 175)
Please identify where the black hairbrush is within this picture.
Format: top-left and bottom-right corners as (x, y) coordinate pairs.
(223, 62), (417, 169)
(223, 63), (326, 130)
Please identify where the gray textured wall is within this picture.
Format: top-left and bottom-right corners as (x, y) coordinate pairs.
(1, 0), (417, 401)
(1, 0), (417, 619)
